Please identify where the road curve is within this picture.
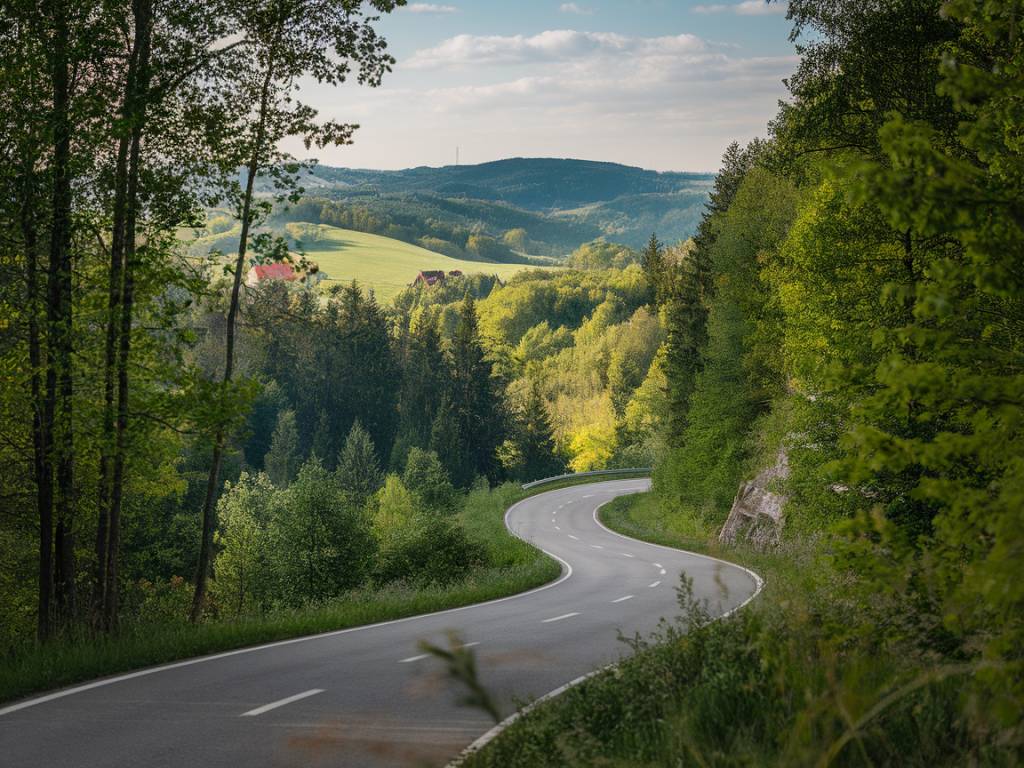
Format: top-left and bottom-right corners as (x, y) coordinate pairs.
(0, 479), (759, 768)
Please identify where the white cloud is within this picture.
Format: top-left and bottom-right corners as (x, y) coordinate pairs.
(295, 27), (797, 172)
(736, 1), (787, 14)
(559, 2), (592, 14)
(406, 3), (458, 13)
(371, 30), (795, 132)
(406, 30), (706, 69)
(694, 1), (786, 14)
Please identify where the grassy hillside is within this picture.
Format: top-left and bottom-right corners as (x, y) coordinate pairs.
(287, 223), (557, 302)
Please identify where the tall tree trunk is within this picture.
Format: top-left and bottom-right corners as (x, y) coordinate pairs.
(100, 0), (154, 631)
(22, 164), (53, 643)
(95, 133), (128, 621)
(105, 0), (154, 627)
(47, 0), (76, 631)
(191, 57), (276, 622)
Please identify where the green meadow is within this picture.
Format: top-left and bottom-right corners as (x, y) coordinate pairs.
(286, 223), (557, 302)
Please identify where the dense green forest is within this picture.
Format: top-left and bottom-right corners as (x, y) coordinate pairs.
(466, 0), (1024, 765)
(306, 158), (713, 210)
(1, 0), (1021, 763)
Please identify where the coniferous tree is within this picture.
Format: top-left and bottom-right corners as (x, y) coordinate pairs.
(448, 294), (505, 486)
(662, 250), (708, 441)
(265, 410), (299, 489)
(403, 447), (458, 514)
(242, 381), (287, 470)
(335, 419), (383, 507)
(660, 143), (764, 443)
(314, 284), (400, 465)
(310, 409), (332, 467)
(517, 379), (564, 481)
(640, 234), (666, 305)
(430, 395), (466, 484)
(394, 309), (449, 459)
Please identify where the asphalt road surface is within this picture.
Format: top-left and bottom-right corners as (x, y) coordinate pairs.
(0, 479), (760, 768)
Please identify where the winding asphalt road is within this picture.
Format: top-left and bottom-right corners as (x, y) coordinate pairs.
(0, 479), (760, 768)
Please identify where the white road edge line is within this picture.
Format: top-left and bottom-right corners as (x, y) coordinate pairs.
(450, 481), (765, 767)
(611, 595), (633, 603)
(240, 688), (324, 717)
(0, 493), (576, 719)
(541, 612), (579, 623)
(648, 580), (661, 588)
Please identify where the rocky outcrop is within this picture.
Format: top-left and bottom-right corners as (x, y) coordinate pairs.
(718, 448), (788, 547)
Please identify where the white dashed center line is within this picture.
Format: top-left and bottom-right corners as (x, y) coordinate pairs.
(568, 535), (579, 540)
(611, 595), (634, 603)
(648, 580), (661, 588)
(399, 654), (430, 664)
(620, 553), (634, 558)
(554, 525), (561, 531)
(590, 544), (604, 549)
(401, 641), (478, 664)
(240, 689), (324, 717)
(542, 612), (580, 623)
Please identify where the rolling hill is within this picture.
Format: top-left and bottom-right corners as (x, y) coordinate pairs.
(286, 224), (556, 302)
(269, 158), (715, 255)
(305, 157), (714, 212)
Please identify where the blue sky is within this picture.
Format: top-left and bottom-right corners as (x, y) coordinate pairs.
(288, 1), (797, 172)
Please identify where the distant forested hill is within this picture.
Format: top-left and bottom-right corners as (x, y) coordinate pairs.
(269, 158), (714, 257)
(306, 158), (713, 211)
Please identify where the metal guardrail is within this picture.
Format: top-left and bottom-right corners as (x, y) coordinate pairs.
(520, 467), (652, 491)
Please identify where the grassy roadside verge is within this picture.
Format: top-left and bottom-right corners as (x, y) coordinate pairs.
(463, 492), (993, 768)
(597, 490), (806, 588)
(0, 477), (635, 707)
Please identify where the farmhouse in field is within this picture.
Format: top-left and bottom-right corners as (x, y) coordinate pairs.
(246, 261), (325, 289)
(412, 269), (463, 288)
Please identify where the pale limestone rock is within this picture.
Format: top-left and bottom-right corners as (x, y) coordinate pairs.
(719, 447), (788, 547)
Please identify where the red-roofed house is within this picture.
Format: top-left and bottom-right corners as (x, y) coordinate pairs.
(412, 270), (446, 287)
(412, 269), (466, 288)
(246, 262), (297, 288)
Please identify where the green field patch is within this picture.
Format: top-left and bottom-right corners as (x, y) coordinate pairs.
(285, 223), (558, 302)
